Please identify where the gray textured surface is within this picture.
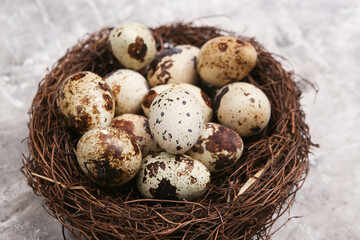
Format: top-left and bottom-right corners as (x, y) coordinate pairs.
(1, 0), (359, 239)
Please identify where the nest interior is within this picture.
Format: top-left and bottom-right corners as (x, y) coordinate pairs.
(22, 23), (315, 240)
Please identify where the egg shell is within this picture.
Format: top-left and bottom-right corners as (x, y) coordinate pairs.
(214, 82), (271, 137)
(197, 36), (257, 87)
(109, 22), (156, 70)
(176, 83), (213, 123)
(141, 84), (177, 117)
(187, 123), (243, 172)
(57, 71), (115, 133)
(111, 114), (162, 157)
(147, 45), (200, 87)
(105, 69), (149, 115)
(76, 127), (142, 187)
(136, 152), (210, 200)
(149, 88), (204, 154)
(141, 83), (213, 122)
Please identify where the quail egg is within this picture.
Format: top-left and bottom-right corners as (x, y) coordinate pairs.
(149, 88), (203, 154)
(105, 69), (149, 115)
(188, 123), (243, 172)
(147, 45), (200, 87)
(197, 36), (257, 87)
(76, 127), (142, 187)
(57, 71), (115, 133)
(111, 114), (162, 157)
(137, 152), (210, 200)
(214, 82), (271, 137)
(109, 22), (156, 70)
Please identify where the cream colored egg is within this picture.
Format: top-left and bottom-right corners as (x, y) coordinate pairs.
(136, 152), (210, 200)
(141, 84), (177, 117)
(187, 123), (243, 172)
(111, 114), (162, 157)
(105, 69), (149, 116)
(197, 36), (257, 87)
(109, 22), (156, 70)
(141, 83), (212, 122)
(57, 71), (115, 134)
(214, 82), (271, 137)
(76, 127), (142, 187)
(176, 83), (213, 123)
(149, 88), (203, 154)
(147, 45), (200, 87)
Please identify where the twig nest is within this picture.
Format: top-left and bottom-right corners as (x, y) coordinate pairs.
(187, 122), (243, 172)
(147, 45), (200, 87)
(149, 88), (203, 154)
(76, 127), (142, 187)
(105, 69), (149, 115)
(111, 114), (162, 157)
(197, 36), (257, 87)
(109, 22), (156, 70)
(136, 152), (210, 200)
(214, 82), (271, 137)
(57, 71), (115, 133)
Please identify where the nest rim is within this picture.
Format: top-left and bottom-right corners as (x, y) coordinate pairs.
(22, 22), (315, 240)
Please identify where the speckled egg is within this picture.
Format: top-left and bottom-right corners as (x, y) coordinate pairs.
(176, 83), (213, 123)
(76, 127), (142, 187)
(187, 123), (243, 172)
(141, 83), (213, 122)
(141, 84), (176, 117)
(136, 152), (210, 200)
(109, 22), (156, 70)
(197, 36), (257, 87)
(57, 71), (115, 134)
(105, 69), (149, 115)
(111, 114), (162, 157)
(147, 45), (200, 87)
(214, 82), (271, 137)
(149, 88), (203, 154)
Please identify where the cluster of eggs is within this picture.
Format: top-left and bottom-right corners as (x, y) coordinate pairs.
(57, 22), (271, 201)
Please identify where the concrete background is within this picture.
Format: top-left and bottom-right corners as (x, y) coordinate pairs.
(0, 0), (359, 239)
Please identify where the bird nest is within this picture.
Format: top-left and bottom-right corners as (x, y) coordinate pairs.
(22, 23), (316, 239)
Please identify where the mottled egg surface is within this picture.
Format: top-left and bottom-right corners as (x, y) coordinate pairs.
(109, 22), (156, 70)
(141, 84), (176, 117)
(76, 127), (142, 187)
(188, 123), (243, 172)
(111, 114), (162, 157)
(58, 71), (115, 133)
(147, 45), (200, 87)
(136, 152), (210, 200)
(149, 88), (204, 154)
(105, 69), (149, 115)
(197, 36), (257, 87)
(176, 83), (213, 123)
(214, 82), (271, 137)
(141, 83), (213, 123)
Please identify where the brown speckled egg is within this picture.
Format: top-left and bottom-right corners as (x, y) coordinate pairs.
(76, 127), (142, 187)
(187, 123), (243, 172)
(105, 69), (149, 115)
(147, 45), (200, 87)
(136, 152), (210, 200)
(109, 22), (156, 70)
(141, 84), (177, 117)
(57, 71), (115, 134)
(141, 83), (212, 122)
(214, 82), (271, 137)
(149, 88), (203, 154)
(197, 36), (257, 87)
(111, 114), (162, 157)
